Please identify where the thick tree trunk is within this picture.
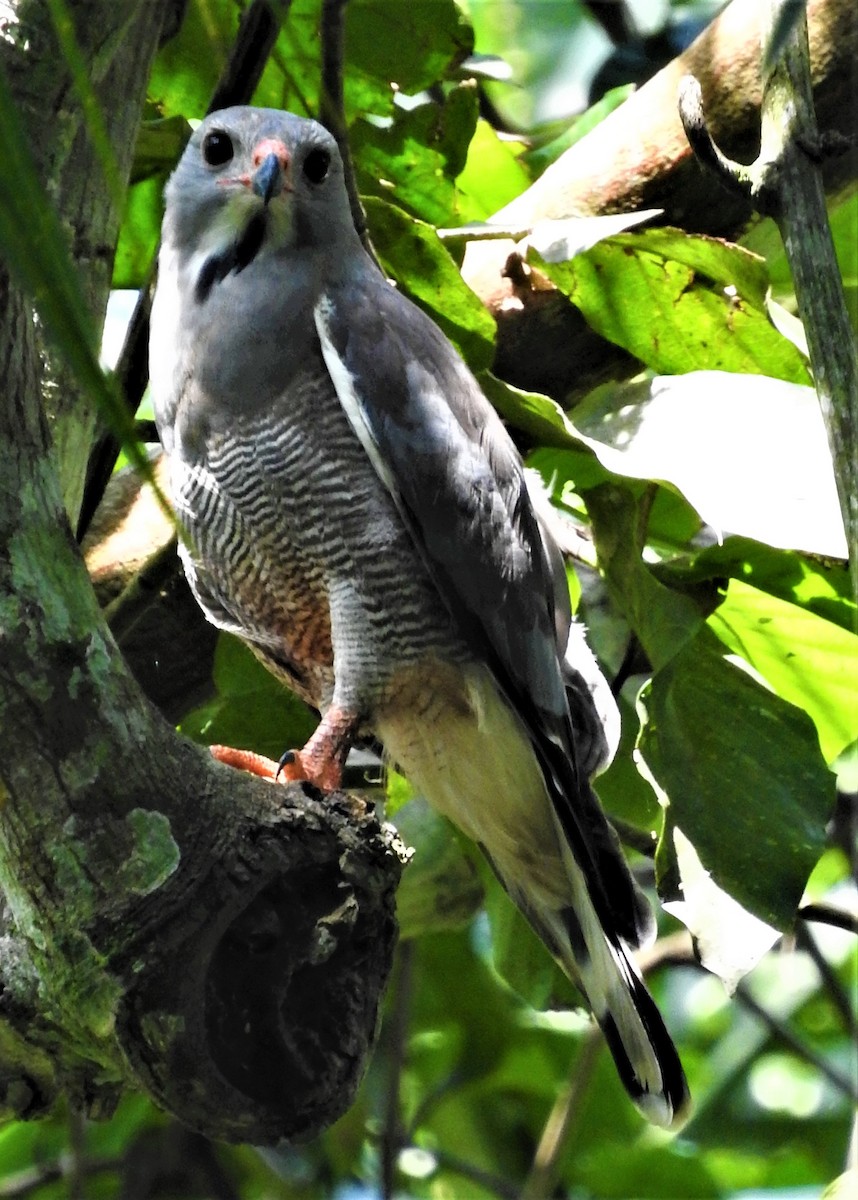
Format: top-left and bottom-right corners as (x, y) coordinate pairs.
(0, 0), (402, 1144)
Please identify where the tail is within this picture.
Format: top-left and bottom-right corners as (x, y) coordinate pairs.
(513, 812), (691, 1131)
(376, 662), (690, 1128)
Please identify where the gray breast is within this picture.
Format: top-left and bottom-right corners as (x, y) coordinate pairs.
(170, 359), (468, 712)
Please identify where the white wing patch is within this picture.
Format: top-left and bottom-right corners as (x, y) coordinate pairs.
(314, 294), (399, 499)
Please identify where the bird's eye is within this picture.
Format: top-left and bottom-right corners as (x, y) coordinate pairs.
(202, 130), (234, 167)
(302, 147), (331, 184)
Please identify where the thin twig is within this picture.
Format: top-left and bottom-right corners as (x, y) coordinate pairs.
(380, 942), (414, 1200)
(735, 981), (858, 1103)
(431, 1150), (521, 1200)
(66, 1107), (86, 1200)
(0, 1157), (120, 1199)
(795, 921), (858, 1039)
(318, 0), (381, 269)
(758, 0), (858, 600)
(635, 929), (696, 975)
(404, 1070), (468, 1139)
(609, 633), (646, 699)
(611, 814), (658, 859)
(798, 902), (858, 937)
(520, 1029), (602, 1200)
(207, 0), (285, 116)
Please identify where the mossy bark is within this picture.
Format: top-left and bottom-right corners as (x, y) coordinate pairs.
(0, 0), (402, 1145)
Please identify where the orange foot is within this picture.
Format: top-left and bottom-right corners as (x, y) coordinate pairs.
(210, 745), (282, 781)
(210, 704), (358, 793)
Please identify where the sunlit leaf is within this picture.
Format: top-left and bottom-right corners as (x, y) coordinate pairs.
(365, 196), (495, 369)
(663, 827), (780, 991)
(151, 0), (473, 124)
(823, 1169), (858, 1200)
(569, 373), (847, 557)
(478, 372), (581, 447)
(113, 176), (163, 289)
(533, 230), (811, 383)
(149, 0), (235, 118)
(352, 84), (479, 227)
(528, 208), (662, 263)
(521, 83), (635, 174)
(708, 579), (858, 763)
(656, 537), (855, 635)
(454, 119), (530, 221)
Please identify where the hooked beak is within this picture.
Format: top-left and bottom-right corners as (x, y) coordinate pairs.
(252, 152), (283, 204)
(251, 138), (290, 204)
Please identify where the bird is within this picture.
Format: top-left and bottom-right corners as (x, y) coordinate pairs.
(149, 105), (690, 1130)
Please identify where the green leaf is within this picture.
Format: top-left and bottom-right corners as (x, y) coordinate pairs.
(478, 861), (577, 1010)
(113, 176), (164, 289)
(594, 693), (661, 833)
(179, 633), (317, 761)
(533, 229), (812, 383)
(639, 629), (834, 930)
(477, 372), (581, 447)
(708, 579), (858, 763)
(148, 0), (235, 118)
(365, 196), (495, 369)
(130, 115), (191, 183)
(582, 483), (704, 672)
(394, 800), (483, 938)
(151, 0), (473, 124)
(521, 84), (635, 174)
(343, 0), (474, 104)
(567, 373), (846, 557)
(352, 84), (479, 227)
(455, 119), (530, 221)
(655, 537), (856, 635)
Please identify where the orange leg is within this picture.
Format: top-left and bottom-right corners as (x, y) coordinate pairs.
(210, 704), (358, 793)
(210, 745), (281, 781)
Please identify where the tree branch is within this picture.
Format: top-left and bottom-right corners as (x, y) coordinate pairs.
(520, 1030), (601, 1200)
(735, 982), (858, 1103)
(378, 945), (411, 1198)
(798, 902), (858, 936)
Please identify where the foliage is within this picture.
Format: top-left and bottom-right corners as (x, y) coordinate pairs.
(0, 0), (855, 1197)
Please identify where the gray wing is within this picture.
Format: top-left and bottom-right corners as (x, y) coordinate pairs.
(316, 278), (568, 726)
(315, 267), (651, 948)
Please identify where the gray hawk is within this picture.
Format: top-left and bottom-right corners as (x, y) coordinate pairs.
(149, 105), (690, 1129)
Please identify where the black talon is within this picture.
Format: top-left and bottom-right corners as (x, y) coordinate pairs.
(276, 749), (296, 780)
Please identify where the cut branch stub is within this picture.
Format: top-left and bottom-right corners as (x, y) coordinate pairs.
(115, 779), (404, 1145)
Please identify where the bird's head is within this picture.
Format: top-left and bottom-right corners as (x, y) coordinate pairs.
(163, 106), (358, 283)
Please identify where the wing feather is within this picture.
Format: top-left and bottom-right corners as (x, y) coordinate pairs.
(315, 272), (649, 948)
